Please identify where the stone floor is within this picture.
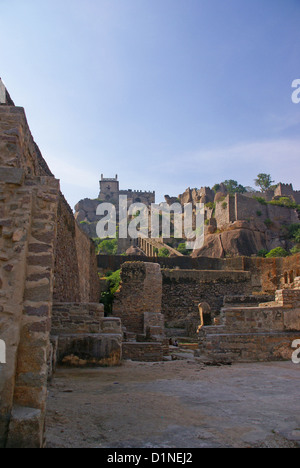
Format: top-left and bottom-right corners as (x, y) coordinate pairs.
(46, 359), (300, 448)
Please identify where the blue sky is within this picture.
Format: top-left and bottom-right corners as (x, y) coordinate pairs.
(1, 0), (300, 208)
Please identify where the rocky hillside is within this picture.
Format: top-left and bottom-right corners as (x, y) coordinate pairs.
(165, 182), (300, 258)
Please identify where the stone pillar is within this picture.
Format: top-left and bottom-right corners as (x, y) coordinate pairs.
(113, 262), (163, 336)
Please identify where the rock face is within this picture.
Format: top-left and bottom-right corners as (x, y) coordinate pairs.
(193, 228), (266, 258)
(192, 219), (292, 258)
(126, 246), (146, 256)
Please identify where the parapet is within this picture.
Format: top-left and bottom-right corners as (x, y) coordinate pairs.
(101, 174), (118, 181)
(120, 189), (155, 195)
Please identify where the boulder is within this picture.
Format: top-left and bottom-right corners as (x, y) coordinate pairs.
(126, 246), (146, 256)
(192, 228), (268, 258)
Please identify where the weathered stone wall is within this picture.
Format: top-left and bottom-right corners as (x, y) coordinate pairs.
(242, 253), (300, 292)
(0, 102), (60, 447)
(198, 331), (300, 363)
(50, 304), (122, 367)
(113, 262), (162, 334)
(122, 342), (164, 362)
(0, 172), (59, 448)
(215, 195), (232, 226)
(0, 106), (53, 178)
(222, 307), (293, 333)
(51, 303), (104, 335)
(275, 183), (300, 204)
(54, 195), (99, 303)
(162, 269), (252, 328)
(97, 253), (247, 272)
(233, 193), (298, 225)
(119, 189), (155, 206)
(0, 97), (100, 447)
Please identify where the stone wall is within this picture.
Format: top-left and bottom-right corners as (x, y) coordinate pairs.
(215, 195), (232, 226)
(122, 342), (164, 362)
(54, 194), (99, 303)
(50, 303), (122, 367)
(113, 262), (163, 335)
(275, 183), (300, 204)
(242, 253), (300, 292)
(97, 253), (248, 273)
(162, 269), (252, 328)
(198, 331), (300, 363)
(51, 303), (104, 335)
(233, 193), (298, 226)
(0, 102), (60, 447)
(0, 96), (100, 447)
(0, 171), (59, 448)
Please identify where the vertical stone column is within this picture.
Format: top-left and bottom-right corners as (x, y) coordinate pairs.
(113, 262), (163, 336)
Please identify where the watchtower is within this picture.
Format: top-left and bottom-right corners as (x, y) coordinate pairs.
(99, 174), (119, 202)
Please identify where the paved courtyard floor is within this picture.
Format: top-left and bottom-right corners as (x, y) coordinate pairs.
(46, 359), (300, 448)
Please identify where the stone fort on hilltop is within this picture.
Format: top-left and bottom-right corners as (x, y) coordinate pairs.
(99, 174), (155, 206)
(75, 175), (155, 240)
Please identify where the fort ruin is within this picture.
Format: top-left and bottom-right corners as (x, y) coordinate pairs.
(0, 82), (299, 448)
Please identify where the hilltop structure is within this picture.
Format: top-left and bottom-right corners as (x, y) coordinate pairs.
(75, 175), (155, 243)
(99, 174), (155, 206)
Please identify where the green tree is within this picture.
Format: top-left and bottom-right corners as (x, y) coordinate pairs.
(257, 249), (269, 258)
(100, 270), (121, 316)
(254, 173), (274, 192)
(158, 247), (170, 257)
(290, 246), (300, 255)
(97, 238), (118, 255)
(177, 242), (189, 255)
(212, 184), (221, 193)
(265, 247), (289, 258)
(223, 180), (247, 194)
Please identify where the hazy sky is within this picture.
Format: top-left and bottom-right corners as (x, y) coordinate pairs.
(1, 0), (300, 208)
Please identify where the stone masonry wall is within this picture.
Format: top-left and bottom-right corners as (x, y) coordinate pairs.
(0, 100), (100, 447)
(162, 269), (252, 328)
(53, 194), (100, 304)
(122, 342), (164, 362)
(51, 303), (104, 335)
(113, 262), (162, 334)
(242, 253), (300, 292)
(0, 172), (59, 448)
(234, 193), (298, 226)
